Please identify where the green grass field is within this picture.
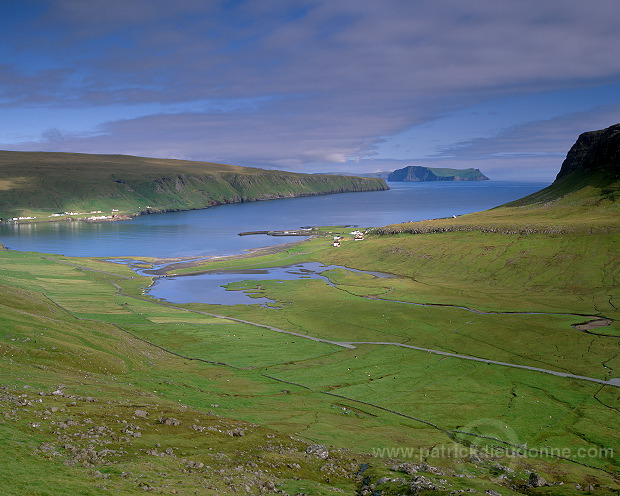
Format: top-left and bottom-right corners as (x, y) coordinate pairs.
(0, 170), (619, 494)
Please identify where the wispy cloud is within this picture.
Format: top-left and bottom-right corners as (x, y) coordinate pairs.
(1, 0), (619, 178)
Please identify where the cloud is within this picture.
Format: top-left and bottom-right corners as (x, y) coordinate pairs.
(10, 0), (620, 106)
(2, 0), (619, 175)
(6, 99), (389, 168)
(433, 105), (620, 159)
(406, 105), (620, 180)
(41, 127), (65, 142)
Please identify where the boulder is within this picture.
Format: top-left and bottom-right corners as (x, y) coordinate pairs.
(528, 471), (547, 487)
(306, 444), (329, 459)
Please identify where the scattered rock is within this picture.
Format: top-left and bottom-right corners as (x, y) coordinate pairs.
(410, 475), (438, 495)
(134, 409), (148, 418)
(91, 470), (110, 479)
(186, 460), (204, 469)
(227, 427), (245, 437)
(391, 462), (419, 474)
(306, 444), (329, 459)
(260, 480), (277, 492)
(528, 472), (547, 487)
(159, 417), (181, 426)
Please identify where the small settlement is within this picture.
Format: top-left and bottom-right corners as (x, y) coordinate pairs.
(333, 230), (365, 247)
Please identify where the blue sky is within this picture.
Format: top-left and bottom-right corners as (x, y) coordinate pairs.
(1, 0), (619, 181)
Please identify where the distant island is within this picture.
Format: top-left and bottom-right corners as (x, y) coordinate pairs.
(387, 165), (489, 182)
(323, 166), (489, 181)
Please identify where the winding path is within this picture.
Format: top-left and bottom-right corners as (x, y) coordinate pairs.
(361, 295), (615, 337)
(112, 283), (356, 349)
(111, 284), (620, 388)
(47, 255), (619, 388)
(339, 341), (620, 387)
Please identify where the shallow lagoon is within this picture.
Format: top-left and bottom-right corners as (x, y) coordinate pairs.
(147, 262), (395, 306)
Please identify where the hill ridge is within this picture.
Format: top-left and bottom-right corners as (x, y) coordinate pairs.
(0, 150), (388, 221)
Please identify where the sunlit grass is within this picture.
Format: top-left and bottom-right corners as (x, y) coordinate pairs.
(0, 178), (619, 493)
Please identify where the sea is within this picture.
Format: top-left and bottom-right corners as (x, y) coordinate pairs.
(0, 181), (548, 258)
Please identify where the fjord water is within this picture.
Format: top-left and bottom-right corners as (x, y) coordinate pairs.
(0, 181), (548, 258)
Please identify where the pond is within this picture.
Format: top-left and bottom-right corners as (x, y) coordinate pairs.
(146, 262), (395, 306)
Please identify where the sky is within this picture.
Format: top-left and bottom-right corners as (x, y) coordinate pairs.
(1, 0), (619, 181)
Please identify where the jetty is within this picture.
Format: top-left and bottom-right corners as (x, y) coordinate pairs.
(238, 229), (313, 236)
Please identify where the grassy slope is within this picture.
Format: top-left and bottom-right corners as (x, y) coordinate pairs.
(504, 124), (619, 208)
(3, 246), (618, 496)
(1, 156), (619, 494)
(0, 151), (387, 220)
(148, 181), (619, 491)
(0, 253), (373, 496)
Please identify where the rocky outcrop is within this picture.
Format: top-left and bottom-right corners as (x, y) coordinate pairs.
(555, 123), (620, 180)
(387, 165), (488, 182)
(502, 123), (620, 207)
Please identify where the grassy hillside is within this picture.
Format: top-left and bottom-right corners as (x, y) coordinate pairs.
(0, 151), (387, 221)
(375, 125), (619, 236)
(122, 127), (617, 493)
(0, 253), (373, 495)
(2, 223), (618, 494)
(503, 123), (619, 207)
(0, 127), (618, 494)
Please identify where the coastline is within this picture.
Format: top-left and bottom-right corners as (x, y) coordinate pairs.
(1, 177), (389, 226)
(145, 236), (317, 276)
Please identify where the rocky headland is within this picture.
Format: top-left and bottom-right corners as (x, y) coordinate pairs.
(387, 165), (489, 182)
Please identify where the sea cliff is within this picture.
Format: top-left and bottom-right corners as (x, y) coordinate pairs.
(503, 122), (619, 207)
(387, 165), (489, 182)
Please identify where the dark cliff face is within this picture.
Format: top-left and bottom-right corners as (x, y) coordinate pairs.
(500, 123), (620, 207)
(388, 166), (441, 181)
(555, 123), (620, 181)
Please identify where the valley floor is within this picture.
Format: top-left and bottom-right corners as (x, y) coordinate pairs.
(0, 222), (618, 495)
